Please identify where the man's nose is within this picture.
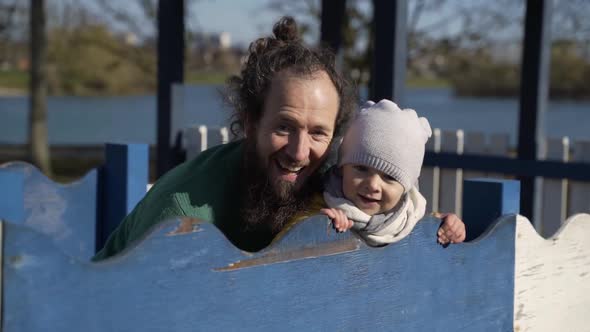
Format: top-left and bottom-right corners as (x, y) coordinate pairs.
(286, 132), (310, 163)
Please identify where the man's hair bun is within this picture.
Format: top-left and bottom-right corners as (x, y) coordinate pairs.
(272, 16), (300, 42)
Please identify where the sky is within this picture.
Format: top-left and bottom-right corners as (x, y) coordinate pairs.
(188, 0), (285, 48)
(50, 0), (543, 50)
(47, 0), (301, 47)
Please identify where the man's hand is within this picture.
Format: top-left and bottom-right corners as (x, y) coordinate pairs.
(433, 212), (466, 245)
(321, 208), (353, 233)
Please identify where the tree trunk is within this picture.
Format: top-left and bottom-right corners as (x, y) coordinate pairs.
(29, 0), (52, 176)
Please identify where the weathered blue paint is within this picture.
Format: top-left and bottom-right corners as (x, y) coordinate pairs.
(96, 143), (149, 252)
(0, 143), (148, 260)
(0, 162), (98, 260)
(3, 214), (516, 331)
(0, 170), (24, 223)
(463, 178), (520, 241)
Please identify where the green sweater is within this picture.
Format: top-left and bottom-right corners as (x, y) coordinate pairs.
(94, 140), (249, 260)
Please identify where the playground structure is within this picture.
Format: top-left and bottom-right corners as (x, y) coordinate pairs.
(0, 154), (589, 331)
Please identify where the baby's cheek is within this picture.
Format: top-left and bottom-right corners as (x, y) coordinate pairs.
(341, 177), (359, 201)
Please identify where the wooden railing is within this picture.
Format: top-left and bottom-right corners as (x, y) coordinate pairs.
(0, 173), (588, 331)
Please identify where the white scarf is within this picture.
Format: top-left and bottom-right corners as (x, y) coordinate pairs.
(324, 186), (426, 246)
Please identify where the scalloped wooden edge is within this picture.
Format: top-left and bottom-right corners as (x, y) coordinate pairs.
(0, 160), (97, 187)
(93, 218), (249, 267)
(514, 213), (590, 332)
(7, 211), (589, 270)
(89, 214), (519, 266)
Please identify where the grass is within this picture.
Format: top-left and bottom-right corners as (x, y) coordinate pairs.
(185, 71), (232, 85)
(0, 70), (28, 91)
(406, 77), (450, 88)
(0, 69), (233, 90)
(0, 69), (450, 91)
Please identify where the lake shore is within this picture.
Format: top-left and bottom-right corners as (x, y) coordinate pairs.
(0, 144), (160, 182)
(0, 87), (26, 96)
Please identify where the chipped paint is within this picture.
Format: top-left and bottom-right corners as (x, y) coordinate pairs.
(166, 217), (204, 236)
(8, 254), (37, 270)
(169, 248), (209, 271)
(215, 238), (360, 272)
(515, 214), (590, 331)
(24, 181), (70, 240)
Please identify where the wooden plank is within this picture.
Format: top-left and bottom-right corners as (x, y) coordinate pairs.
(0, 162), (98, 261)
(439, 130), (464, 217)
(96, 144), (149, 253)
(183, 125), (208, 161)
(514, 213), (590, 332)
(0, 170), (25, 223)
(0, 221), (3, 325)
(420, 128), (440, 213)
(183, 126), (229, 161)
(539, 137), (569, 237)
(3, 215), (516, 331)
(568, 140), (590, 215)
(462, 179), (520, 242)
(207, 126), (229, 149)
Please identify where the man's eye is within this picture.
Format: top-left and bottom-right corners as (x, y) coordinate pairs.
(276, 125), (290, 134)
(310, 131), (328, 140)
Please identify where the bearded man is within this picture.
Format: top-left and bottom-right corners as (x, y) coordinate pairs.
(94, 17), (355, 258)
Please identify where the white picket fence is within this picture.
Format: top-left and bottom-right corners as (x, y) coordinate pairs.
(180, 125), (590, 238)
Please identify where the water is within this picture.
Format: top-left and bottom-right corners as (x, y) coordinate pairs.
(0, 86), (589, 146)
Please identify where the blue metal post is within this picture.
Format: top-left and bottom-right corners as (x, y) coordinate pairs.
(517, 0), (552, 219)
(462, 178), (520, 241)
(157, 0), (185, 177)
(96, 143), (149, 252)
(370, 0), (407, 104)
(0, 171), (25, 223)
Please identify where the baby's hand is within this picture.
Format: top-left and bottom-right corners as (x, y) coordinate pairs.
(321, 208), (353, 233)
(434, 212), (466, 246)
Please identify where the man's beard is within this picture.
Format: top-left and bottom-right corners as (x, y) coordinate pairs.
(240, 138), (323, 238)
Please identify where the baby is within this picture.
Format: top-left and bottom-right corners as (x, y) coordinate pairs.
(321, 99), (465, 246)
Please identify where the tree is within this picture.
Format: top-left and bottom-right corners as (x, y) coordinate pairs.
(29, 0), (51, 175)
(90, 0), (201, 79)
(0, 0), (27, 66)
(267, 0), (451, 86)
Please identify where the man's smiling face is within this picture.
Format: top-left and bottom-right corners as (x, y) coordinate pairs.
(251, 69), (339, 200)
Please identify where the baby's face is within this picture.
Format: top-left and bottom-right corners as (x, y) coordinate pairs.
(341, 164), (404, 216)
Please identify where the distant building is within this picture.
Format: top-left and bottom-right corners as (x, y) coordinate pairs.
(17, 57), (29, 71)
(123, 33), (140, 46)
(219, 32), (231, 50)
(192, 32), (232, 51)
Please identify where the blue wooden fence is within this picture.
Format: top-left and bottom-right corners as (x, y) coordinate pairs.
(0, 175), (533, 331)
(0, 143), (148, 261)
